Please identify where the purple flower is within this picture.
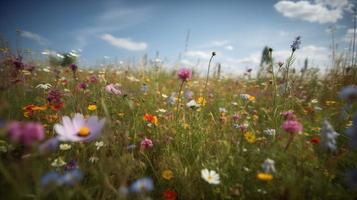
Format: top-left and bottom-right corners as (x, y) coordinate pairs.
(64, 160), (78, 171)
(41, 169), (83, 188)
(47, 89), (62, 104)
(76, 82), (88, 90)
(177, 68), (192, 81)
(105, 83), (122, 95)
(12, 58), (24, 70)
(69, 64), (78, 73)
(184, 89), (194, 100)
(290, 36), (301, 51)
(282, 120), (303, 134)
(7, 121), (45, 146)
(281, 110), (296, 120)
(88, 75), (98, 83)
(140, 137), (153, 149)
(232, 114), (241, 122)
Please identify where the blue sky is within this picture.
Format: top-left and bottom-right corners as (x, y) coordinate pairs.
(0, 0), (354, 74)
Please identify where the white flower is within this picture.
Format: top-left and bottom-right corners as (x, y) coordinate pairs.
(320, 120), (339, 151)
(59, 143), (72, 150)
(42, 68), (50, 72)
(201, 169), (220, 184)
(35, 83), (52, 90)
(51, 157), (66, 167)
(263, 129), (276, 136)
(156, 109), (167, 113)
(219, 107), (227, 113)
(186, 100), (200, 108)
(89, 156), (99, 163)
(54, 113), (105, 142)
(261, 158), (276, 173)
(95, 141), (104, 150)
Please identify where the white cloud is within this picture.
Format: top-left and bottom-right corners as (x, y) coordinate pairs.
(212, 40), (230, 46)
(344, 28), (355, 42)
(100, 34), (147, 51)
(220, 45), (330, 74)
(274, 0), (350, 24)
(20, 30), (49, 45)
(225, 45), (234, 50)
(184, 50), (213, 59)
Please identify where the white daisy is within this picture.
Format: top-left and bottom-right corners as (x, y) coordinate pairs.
(201, 169), (220, 184)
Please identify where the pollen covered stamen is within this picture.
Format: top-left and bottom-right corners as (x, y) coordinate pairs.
(78, 126), (90, 137)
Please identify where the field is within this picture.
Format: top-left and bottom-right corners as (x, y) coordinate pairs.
(0, 39), (357, 199)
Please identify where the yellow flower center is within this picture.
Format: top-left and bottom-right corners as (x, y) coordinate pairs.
(207, 175), (213, 181)
(78, 126), (90, 137)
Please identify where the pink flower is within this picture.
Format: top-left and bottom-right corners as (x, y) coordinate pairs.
(105, 84), (122, 95)
(177, 68), (192, 81)
(7, 121), (45, 146)
(281, 110), (296, 120)
(282, 120), (303, 134)
(140, 137), (153, 149)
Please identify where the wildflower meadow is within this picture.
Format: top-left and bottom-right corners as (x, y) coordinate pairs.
(1, 0), (357, 199)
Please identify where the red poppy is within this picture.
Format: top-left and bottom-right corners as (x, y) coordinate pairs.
(310, 136), (320, 144)
(163, 189), (177, 200)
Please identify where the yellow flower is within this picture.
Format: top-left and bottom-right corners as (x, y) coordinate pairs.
(248, 95), (256, 102)
(325, 100), (336, 106)
(182, 123), (190, 129)
(257, 173), (273, 181)
(162, 169), (174, 180)
(244, 132), (256, 143)
(88, 104), (97, 111)
(197, 97), (206, 106)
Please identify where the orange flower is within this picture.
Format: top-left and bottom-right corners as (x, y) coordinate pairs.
(143, 113), (158, 126)
(23, 104), (48, 117)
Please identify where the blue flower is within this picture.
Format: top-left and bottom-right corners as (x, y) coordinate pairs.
(38, 137), (59, 154)
(58, 169), (83, 186)
(140, 84), (149, 93)
(40, 169), (83, 188)
(290, 36), (301, 51)
(40, 171), (60, 187)
(339, 85), (357, 103)
(129, 177), (154, 193)
(320, 120), (339, 151)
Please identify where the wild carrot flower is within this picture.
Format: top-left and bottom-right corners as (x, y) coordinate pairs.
(320, 120), (339, 151)
(7, 121), (45, 146)
(201, 169), (220, 184)
(140, 137), (153, 149)
(162, 169), (174, 180)
(105, 83), (122, 95)
(282, 120), (303, 135)
(177, 68), (192, 81)
(54, 113), (105, 142)
(130, 177), (154, 193)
